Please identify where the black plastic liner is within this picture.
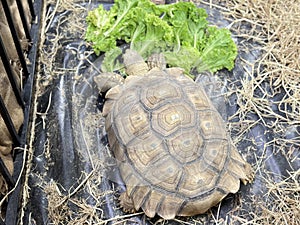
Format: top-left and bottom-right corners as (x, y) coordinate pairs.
(23, 1), (299, 225)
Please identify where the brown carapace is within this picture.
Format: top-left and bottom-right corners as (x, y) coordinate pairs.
(94, 49), (254, 220)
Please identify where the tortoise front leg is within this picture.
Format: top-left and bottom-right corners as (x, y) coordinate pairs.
(94, 72), (124, 93)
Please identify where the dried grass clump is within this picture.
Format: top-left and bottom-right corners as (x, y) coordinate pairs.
(44, 169), (112, 224)
(225, 0), (300, 123)
(44, 181), (72, 223)
(234, 170), (299, 225)
(218, 0), (300, 224)
(259, 170), (300, 225)
(38, 0), (92, 90)
(44, 174), (144, 225)
(214, 0), (300, 157)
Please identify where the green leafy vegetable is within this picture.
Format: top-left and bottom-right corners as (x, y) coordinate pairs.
(85, 0), (238, 74)
(164, 47), (200, 76)
(86, 0), (142, 54)
(101, 47), (122, 72)
(129, 9), (174, 57)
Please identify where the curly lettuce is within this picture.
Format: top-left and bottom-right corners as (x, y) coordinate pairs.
(85, 0), (238, 73)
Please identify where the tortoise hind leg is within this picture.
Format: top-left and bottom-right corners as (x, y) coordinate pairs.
(119, 192), (136, 213)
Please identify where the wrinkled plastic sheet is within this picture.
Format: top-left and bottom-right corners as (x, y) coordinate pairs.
(24, 2), (299, 225)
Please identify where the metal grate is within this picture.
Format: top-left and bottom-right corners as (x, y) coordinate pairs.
(0, 0), (42, 224)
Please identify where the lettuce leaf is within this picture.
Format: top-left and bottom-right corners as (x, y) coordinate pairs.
(101, 47), (123, 72)
(85, 0), (237, 74)
(129, 8), (174, 57)
(86, 0), (144, 54)
(196, 26), (238, 72)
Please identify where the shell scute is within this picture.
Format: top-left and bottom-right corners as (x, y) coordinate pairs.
(113, 88), (139, 114)
(198, 110), (228, 139)
(140, 78), (182, 110)
(202, 140), (228, 172)
(157, 195), (185, 220)
(113, 105), (150, 145)
(144, 156), (182, 192)
(166, 130), (204, 164)
(180, 161), (217, 197)
(131, 186), (151, 211)
(151, 102), (196, 136)
(178, 190), (225, 216)
(142, 190), (164, 218)
(127, 133), (167, 172)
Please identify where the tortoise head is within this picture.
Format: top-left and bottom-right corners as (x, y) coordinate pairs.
(123, 49), (168, 76)
(123, 49), (149, 76)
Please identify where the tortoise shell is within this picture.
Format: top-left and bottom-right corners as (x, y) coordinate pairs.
(96, 50), (253, 219)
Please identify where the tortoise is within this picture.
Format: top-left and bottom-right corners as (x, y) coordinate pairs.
(94, 49), (254, 219)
